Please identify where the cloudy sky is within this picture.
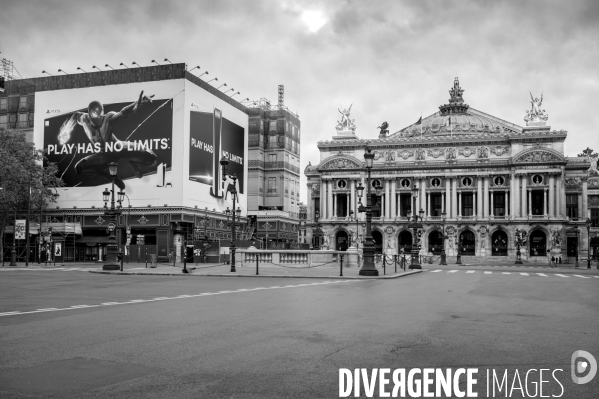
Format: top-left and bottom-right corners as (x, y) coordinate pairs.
(2, 0), (598, 202)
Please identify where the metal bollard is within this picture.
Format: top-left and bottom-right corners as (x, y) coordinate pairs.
(340, 254), (343, 277)
(256, 254), (259, 275)
(145, 252), (148, 268)
(394, 255), (397, 273)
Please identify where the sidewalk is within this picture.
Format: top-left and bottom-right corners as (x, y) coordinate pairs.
(90, 262), (422, 280)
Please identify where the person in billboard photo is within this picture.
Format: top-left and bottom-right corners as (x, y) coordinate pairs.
(59, 91), (158, 190)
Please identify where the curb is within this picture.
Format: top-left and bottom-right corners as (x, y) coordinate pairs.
(89, 270), (422, 280)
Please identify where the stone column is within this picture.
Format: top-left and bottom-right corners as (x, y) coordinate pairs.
(411, 179), (416, 215)
(549, 174), (555, 218)
(452, 178), (458, 218)
(445, 178), (451, 217)
(521, 174), (528, 217)
(543, 188), (548, 217)
(556, 174), (562, 218)
(385, 179), (390, 218)
(350, 179), (356, 214)
(427, 192), (431, 217)
(483, 176), (490, 218)
(582, 177), (589, 220)
(391, 179), (397, 218)
(505, 191), (509, 217)
(420, 178), (426, 213)
(320, 179), (326, 219)
(442, 192), (446, 214)
(477, 178), (483, 218)
(458, 191), (462, 217)
(346, 192), (350, 217)
(528, 189), (532, 217)
(513, 174), (519, 218)
(332, 193), (337, 218)
(490, 191), (494, 218)
(327, 180), (333, 219)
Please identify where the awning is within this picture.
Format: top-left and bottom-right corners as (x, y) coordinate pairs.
(75, 236), (111, 244)
(3, 222), (82, 235)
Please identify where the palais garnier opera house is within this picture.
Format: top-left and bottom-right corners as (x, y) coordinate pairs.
(304, 78), (595, 263)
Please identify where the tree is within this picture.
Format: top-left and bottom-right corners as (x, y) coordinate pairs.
(0, 127), (64, 262)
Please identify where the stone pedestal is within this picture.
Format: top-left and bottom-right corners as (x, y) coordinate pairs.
(333, 129), (357, 140)
(346, 247), (359, 267)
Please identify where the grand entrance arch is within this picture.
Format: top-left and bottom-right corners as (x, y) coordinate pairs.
(428, 231), (443, 254)
(491, 230), (508, 256)
(372, 231), (383, 254)
(335, 230), (348, 251)
(459, 230), (475, 255)
(398, 231), (412, 254)
(530, 230), (547, 256)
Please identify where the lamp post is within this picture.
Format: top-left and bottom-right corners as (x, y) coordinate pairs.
(514, 228), (527, 265)
(356, 146), (380, 276)
(45, 227), (53, 266)
(406, 208), (425, 269)
(440, 211), (447, 265)
(576, 228), (580, 268)
(264, 221), (272, 250)
(311, 210), (321, 249)
(586, 217), (591, 269)
(220, 156), (240, 272)
(102, 162), (123, 270)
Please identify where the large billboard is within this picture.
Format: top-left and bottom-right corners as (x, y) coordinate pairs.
(43, 93), (173, 190)
(188, 109), (245, 195)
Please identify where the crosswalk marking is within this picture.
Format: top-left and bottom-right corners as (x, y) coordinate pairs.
(502, 272), (511, 275)
(555, 274), (570, 278)
(520, 273), (529, 276)
(484, 271), (492, 274)
(465, 271), (475, 274)
(431, 270), (443, 273)
(574, 275), (591, 279)
(537, 273), (548, 277)
(448, 270), (458, 273)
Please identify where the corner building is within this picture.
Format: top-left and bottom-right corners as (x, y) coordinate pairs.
(305, 78), (592, 263)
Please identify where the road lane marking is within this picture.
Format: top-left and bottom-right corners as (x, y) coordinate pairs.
(520, 273), (529, 276)
(430, 270), (443, 273)
(448, 270), (458, 273)
(502, 272), (511, 275)
(484, 271), (492, 274)
(465, 271), (475, 274)
(537, 273), (548, 277)
(555, 274), (570, 278)
(0, 280), (362, 318)
(574, 275), (591, 279)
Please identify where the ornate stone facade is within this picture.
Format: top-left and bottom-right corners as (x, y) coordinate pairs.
(306, 78), (592, 263)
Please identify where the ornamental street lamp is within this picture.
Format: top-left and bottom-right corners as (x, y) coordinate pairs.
(311, 210), (322, 250)
(406, 208), (425, 269)
(440, 211), (447, 265)
(220, 156), (240, 272)
(514, 228), (527, 265)
(356, 146), (380, 276)
(102, 162), (123, 271)
(586, 217), (592, 269)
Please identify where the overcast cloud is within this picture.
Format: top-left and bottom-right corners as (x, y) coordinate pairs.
(2, 0), (598, 203)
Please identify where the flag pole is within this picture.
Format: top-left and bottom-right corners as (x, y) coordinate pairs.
(420, 112), (422, 138)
